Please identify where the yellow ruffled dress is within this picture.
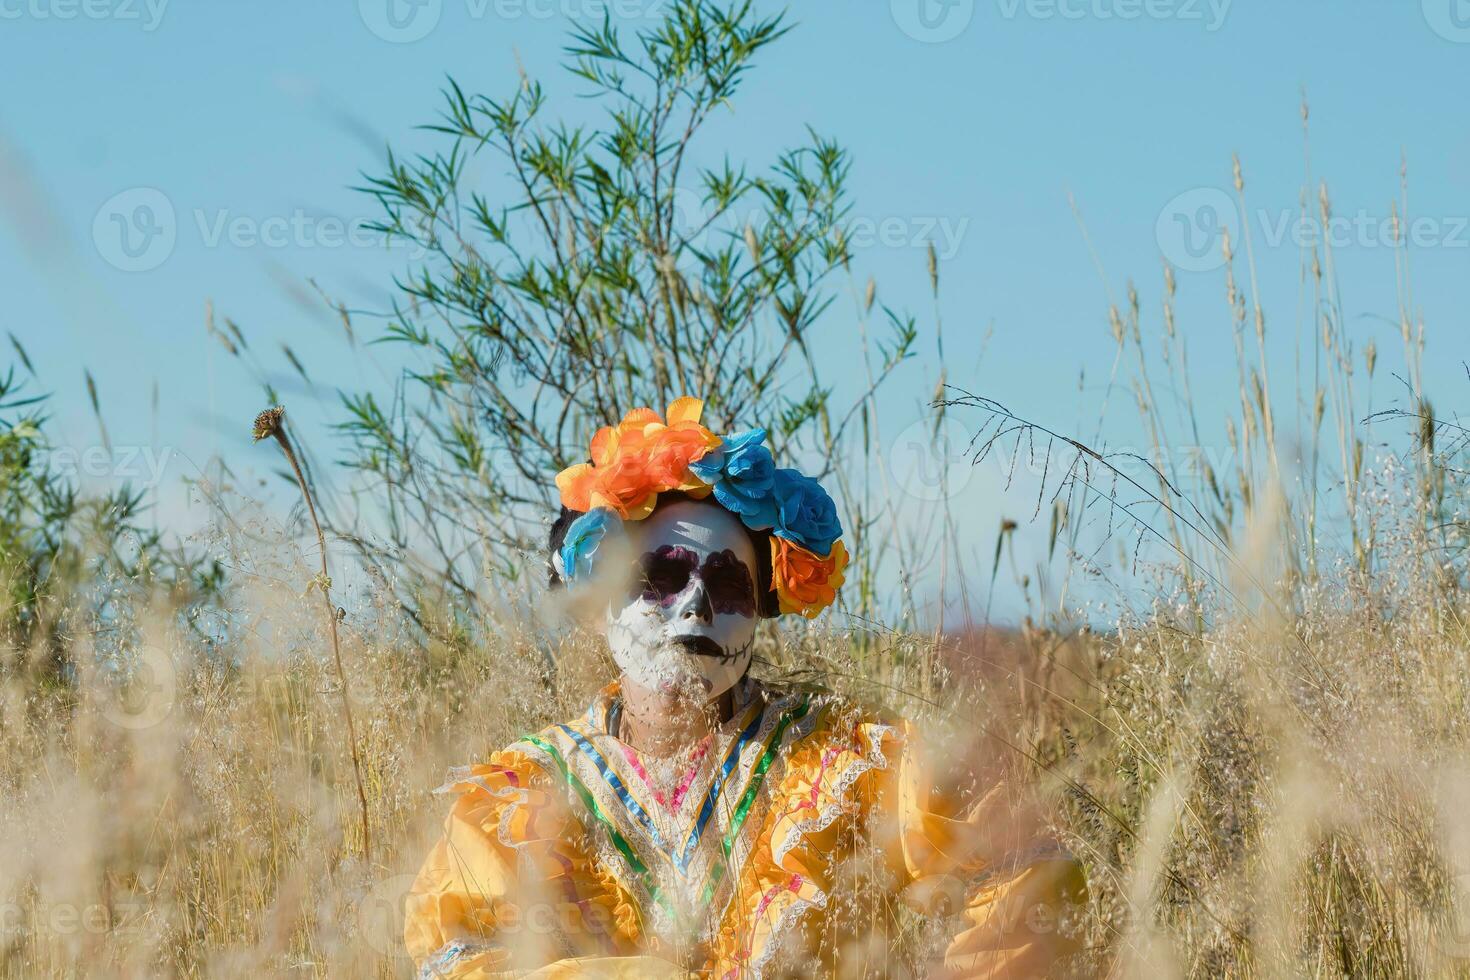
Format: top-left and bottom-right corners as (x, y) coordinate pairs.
(405, 680), (1085, 978)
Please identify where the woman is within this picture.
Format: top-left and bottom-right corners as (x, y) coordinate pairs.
(404, 398), (1084, 978)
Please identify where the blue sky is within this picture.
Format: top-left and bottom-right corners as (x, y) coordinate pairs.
(2, 0), (1467, 621)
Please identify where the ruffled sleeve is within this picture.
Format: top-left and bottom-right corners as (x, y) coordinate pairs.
(874, 722), (1088, 978)
(404, 749), (664, 978)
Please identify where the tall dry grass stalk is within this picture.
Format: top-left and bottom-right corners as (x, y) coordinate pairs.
(253, 405), (371, 867)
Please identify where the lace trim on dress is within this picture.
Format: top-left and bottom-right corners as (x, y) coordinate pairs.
(433, 764), (537, 852)
(770, 723), (895, 867)
(434, 765), (527, 797)
(747, 882), (830, 980)
(746, 721), (894, 980)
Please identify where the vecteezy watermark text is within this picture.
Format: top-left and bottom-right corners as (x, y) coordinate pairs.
(669, 188), (971, 261)
(995, 0), (1230, 30)
(92, 187), (421, 273)
(846, 214), (970, 260)
(358, 0), (665, 43)
(0, 900), (144, 940)
(892, 0), (1229, 42)
(1157, 187), (1470, 273)
(0, 0), (167, 30)
(45, 445), (173, 489)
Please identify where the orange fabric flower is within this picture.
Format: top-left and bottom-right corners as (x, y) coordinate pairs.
(770, 538), (848, 618)
(555, 461), (599, 512)
(645, 425), (719, 496)
(554, 397), (719, 518)
(589, 453), (662, 520)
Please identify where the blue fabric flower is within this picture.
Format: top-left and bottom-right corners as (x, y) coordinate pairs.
(771, 468), (842, 556)
(558, 507), (621, 582)
(688, 428), (778, 531)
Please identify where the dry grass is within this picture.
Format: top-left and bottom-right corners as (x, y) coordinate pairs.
(3, 466), (1470, 978)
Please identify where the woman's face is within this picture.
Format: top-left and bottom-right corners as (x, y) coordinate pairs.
(605, 499), (759, 701)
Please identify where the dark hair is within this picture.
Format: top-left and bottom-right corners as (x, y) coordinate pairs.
(547, 491), (780, 618)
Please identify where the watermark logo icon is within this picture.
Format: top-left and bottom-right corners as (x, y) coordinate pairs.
(359, 0), (442, 42)
(1423, 0), (1470, 42)
(888, 414), (977, 503)
(96, 646), (177, 730)
(358, 874), (418, 957)
(92, 188), (176, 272)
(1156, 187), (1238, 273)
(891, 0), (976, 42)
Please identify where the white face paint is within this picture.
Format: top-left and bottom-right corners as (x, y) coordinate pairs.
(606, 500), (759, 702)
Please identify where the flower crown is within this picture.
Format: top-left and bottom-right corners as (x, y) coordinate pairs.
(553, 397), (848, 618)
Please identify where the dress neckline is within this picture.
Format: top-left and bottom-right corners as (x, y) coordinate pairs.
(592, 675), (765, 742)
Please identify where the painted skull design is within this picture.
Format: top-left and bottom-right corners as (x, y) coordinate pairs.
(606, 500), (759, 701)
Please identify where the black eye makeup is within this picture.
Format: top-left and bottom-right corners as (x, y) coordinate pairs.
(702, 549), (756, 617)
(634, 545), (699, 603)
(631, 546), (756, 616)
